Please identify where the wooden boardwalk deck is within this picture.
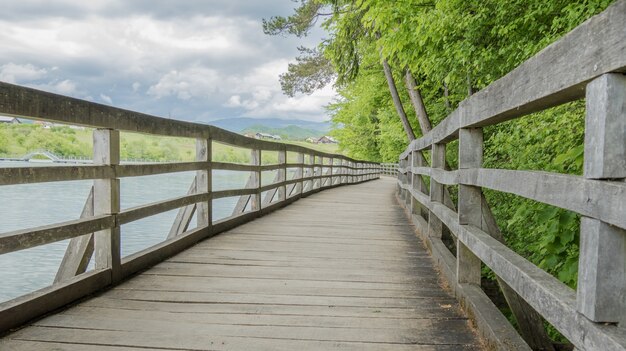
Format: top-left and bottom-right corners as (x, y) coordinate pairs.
(1, 178), (481, 350)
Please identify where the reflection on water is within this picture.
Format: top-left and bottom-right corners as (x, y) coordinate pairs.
(0, 161), (249, 302)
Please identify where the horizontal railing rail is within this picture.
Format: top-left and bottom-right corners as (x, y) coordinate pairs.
(396, 2), (626, 350)
(0, 81), (380, 333)
(379, 163), (398, 177)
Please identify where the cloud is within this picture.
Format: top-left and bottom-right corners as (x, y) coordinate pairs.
(0, 63), (47, 83)
(147, 67), (220, 100)
(0, 2), (334, 123)
(99, 93), (113, 104)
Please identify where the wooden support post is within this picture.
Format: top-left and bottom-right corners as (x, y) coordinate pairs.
(93, 129), (121, 283)
(577, 73), (626, 323)
(297, 152), (304, 195)
(457, 128), (483, 285)
(457, 129), (483, 285)
(306, 153), (314, 191)
(410, 151), (420, 215)
(168, 177), (198, 239)
(278, 148), (287, 202)
(251, 149), (261, 211)
(196, 138), (211, 228)
(428, 143), (445, 238)
(54, 187), (95, 283)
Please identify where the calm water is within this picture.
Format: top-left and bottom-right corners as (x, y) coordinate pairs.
(0, 161), (257, 302)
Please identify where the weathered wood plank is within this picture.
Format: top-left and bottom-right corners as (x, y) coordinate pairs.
(0, 165), (113, 185)
(117, 193), (209, 225)
(0, 215), (114, 255)
(460, 168), (626, 229)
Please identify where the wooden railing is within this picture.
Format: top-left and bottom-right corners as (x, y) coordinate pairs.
(0, 82), (380, 333)
(396, 2), (626, 350)
(380, 162), (398, 177)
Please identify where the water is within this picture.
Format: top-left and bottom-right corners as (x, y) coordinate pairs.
(0, 161), (254, 302)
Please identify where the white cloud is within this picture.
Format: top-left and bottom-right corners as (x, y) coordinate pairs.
(0, 3), (333, 122)
(147, 67), (220, 100)
(99, 93), (113, 104)
(0, 63), (47, 83)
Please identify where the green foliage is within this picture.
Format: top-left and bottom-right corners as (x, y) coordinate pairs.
(280, 47), (335, 97)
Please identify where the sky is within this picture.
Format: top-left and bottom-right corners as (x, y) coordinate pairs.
(0, 0), (335, 123)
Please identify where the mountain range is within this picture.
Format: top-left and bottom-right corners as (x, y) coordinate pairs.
(209, 118), (331, 134)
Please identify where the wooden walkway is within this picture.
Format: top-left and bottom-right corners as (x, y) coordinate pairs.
(1, 178), (481, 350)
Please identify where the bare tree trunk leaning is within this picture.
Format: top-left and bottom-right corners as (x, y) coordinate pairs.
(381, 58), (415, 141)
(404, 70), (432, 132)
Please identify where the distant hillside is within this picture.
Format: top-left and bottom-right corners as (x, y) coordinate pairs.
(210, 118), (331, 134)
(242, 124), (325, 141)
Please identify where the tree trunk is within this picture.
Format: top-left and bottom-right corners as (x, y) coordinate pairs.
(443, 81), (452, 112)
(381, 58), (415, 141)
(404, 70), (432, 133)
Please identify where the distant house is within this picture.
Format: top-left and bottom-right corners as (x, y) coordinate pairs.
(317, 136), (337, 144)
(243, 133), (256, 139)
(0, 116), (21, 124)
(305, 137), (318, 144)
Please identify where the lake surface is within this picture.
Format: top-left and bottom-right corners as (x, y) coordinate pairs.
(0, 161), (263, 302)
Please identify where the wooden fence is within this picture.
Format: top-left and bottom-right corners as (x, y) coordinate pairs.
(396, 1), (626, 350)
(380, 162), (398, 177)
(0, 82), (380, 333)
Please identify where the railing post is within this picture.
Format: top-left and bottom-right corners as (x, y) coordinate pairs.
(577, 73), (626, 323)
(428, 144), (445, 238)
(251, 149), (261, 211)
(196, 137), (211, 228)
(457, 128), (483, 285)
(297, 152), (304, 195)
(278, 148), (286, 202)
(93, 128), (121, 283)
(410, 151), (420, 215)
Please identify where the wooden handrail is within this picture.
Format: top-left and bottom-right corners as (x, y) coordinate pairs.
(0, 80), (380, 334)
(396, 1), (626, 350)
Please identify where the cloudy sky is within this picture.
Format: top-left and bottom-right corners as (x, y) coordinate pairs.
(0, 1), (334, 123)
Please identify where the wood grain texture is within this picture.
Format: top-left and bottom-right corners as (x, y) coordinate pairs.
(1, 178), (481, 350)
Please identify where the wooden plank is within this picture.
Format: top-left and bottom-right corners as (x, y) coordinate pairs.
(459, 168), (626, 229)
(117, 193), (209, 225)
(115, 162), (205, 178)
(0, 81), (209, 138)
(212, 161), (256, 172)
(0, 165), (113, 185)
(0, 215), (114, 255)
(82, 296), (462, 319)
(213, 188), (257, 199)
